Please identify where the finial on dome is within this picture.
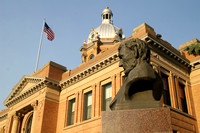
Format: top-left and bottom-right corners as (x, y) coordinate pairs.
(84, 40), (86, 44)
(119, 28), (122, 31)
(106, 6), (109, 9)
(91, 28), (94, 32)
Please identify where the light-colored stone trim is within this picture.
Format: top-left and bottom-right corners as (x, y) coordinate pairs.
(145, 34), (190, 68)
(4, 76), (44, 105)
(60, 51), (119, 89)
(0, 112), (8, 122)
(4, 77), (60, 107)
(61, 35), (191, 94)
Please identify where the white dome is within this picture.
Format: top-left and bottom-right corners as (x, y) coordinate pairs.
(87, 7), (125, 43)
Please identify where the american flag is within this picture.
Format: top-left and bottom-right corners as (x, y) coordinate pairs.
(44, 22), (55, 41)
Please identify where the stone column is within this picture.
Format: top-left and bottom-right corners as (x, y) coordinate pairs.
(31, 100), (38, 133)
(11, 113), (20, 133)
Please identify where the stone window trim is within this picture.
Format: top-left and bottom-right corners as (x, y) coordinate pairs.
(161, 72), (171, 107)
(21, 111), (33, 133)
(83, 91), (92, 121)
(102, 82), (112, 111)
(177, 78), (193, 115)
(67, 98), (76, 126)
(65, 94), (76, 126)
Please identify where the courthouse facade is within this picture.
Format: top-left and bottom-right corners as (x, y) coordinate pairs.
(0, 7), (200, 133)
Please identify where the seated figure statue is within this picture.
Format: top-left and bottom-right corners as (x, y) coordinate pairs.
(110, 38), (164, 110)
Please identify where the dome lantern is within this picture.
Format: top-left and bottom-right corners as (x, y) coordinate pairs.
(87, 7), (125, 44)
(101, 6), (113, 24)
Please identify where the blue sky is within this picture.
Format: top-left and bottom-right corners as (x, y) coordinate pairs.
(0, 0), (199, 110)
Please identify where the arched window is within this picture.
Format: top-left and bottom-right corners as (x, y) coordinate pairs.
(25, 113), (33, 133)
(106, 14), (108, 19)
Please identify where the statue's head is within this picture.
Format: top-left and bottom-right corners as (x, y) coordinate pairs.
(118, 38), (150, 76)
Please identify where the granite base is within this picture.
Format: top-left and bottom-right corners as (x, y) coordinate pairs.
(101, 107), (172, 133)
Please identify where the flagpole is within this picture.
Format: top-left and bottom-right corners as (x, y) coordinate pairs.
(35, 18), (45, 72)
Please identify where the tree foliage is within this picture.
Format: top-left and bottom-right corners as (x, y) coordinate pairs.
(183, 43), (200, 56)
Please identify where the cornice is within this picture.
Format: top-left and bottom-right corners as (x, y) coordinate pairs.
(60, 36), (191, 90)
(5, 76), (44, 103)
(144, 34), (191, 69)
(0, 112), (8, 122)
(4, 77), (60, 108)
(60, 51), (119, 89)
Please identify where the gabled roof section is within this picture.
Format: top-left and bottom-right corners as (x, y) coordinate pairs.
(4, 75), (59, 107)
(4, 75), (43, 103)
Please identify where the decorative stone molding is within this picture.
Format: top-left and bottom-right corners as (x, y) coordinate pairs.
(0, 112), (8, 122)
(13, 113), (21, 121)
(190, 59), (200, 71)
(4, 77), (60, 108)
(61, 34), (191, 91)
(31, 100), (38, 110)
(7, 76), (43, 102)
(145, 34), (191, 68)
(60, 52), (119, 89)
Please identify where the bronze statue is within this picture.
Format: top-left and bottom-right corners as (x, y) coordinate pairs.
(110, 38), (164, 110)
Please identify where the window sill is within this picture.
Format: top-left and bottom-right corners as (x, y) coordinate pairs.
(63, 117), (101, 130)
(163, 104), (195, 120)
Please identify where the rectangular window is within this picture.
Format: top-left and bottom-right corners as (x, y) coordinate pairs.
(161, 73), (171, 106)
(83, 91), (92, 120)
(179, 83), (188, 113)
(67, 99), (75, 126)
(102, 82), (112, 111)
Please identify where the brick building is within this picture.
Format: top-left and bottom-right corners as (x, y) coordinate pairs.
(0, 7), (200, 133)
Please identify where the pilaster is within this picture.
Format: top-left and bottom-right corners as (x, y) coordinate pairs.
(30, 100), (38, 133)
(95, 82), (100, 117)
(185, 81), (193, 115)
(111, 75), (116, 99)
(116, 72), (121, 94)
(74, 92), (79, 123)
(168, 72), (178, 108)
(174, 76), (182, 110)
(77, 90), (83, 122)
(91, 84), (96, 118)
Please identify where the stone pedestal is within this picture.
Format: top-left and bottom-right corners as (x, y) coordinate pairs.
(101, 108), (172, 133)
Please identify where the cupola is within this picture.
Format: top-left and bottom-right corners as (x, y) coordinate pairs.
(81, 7), (125, 63)
(101, 6), (113, 24)
(87, 7), (125, 44)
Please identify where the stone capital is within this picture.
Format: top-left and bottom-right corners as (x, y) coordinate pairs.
(116, 72), (121, 77)
(13, 113), (21, 121)
(31, 100), (38, 110)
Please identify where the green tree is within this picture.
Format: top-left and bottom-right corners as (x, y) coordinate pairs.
(184, 43), (200, 56)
